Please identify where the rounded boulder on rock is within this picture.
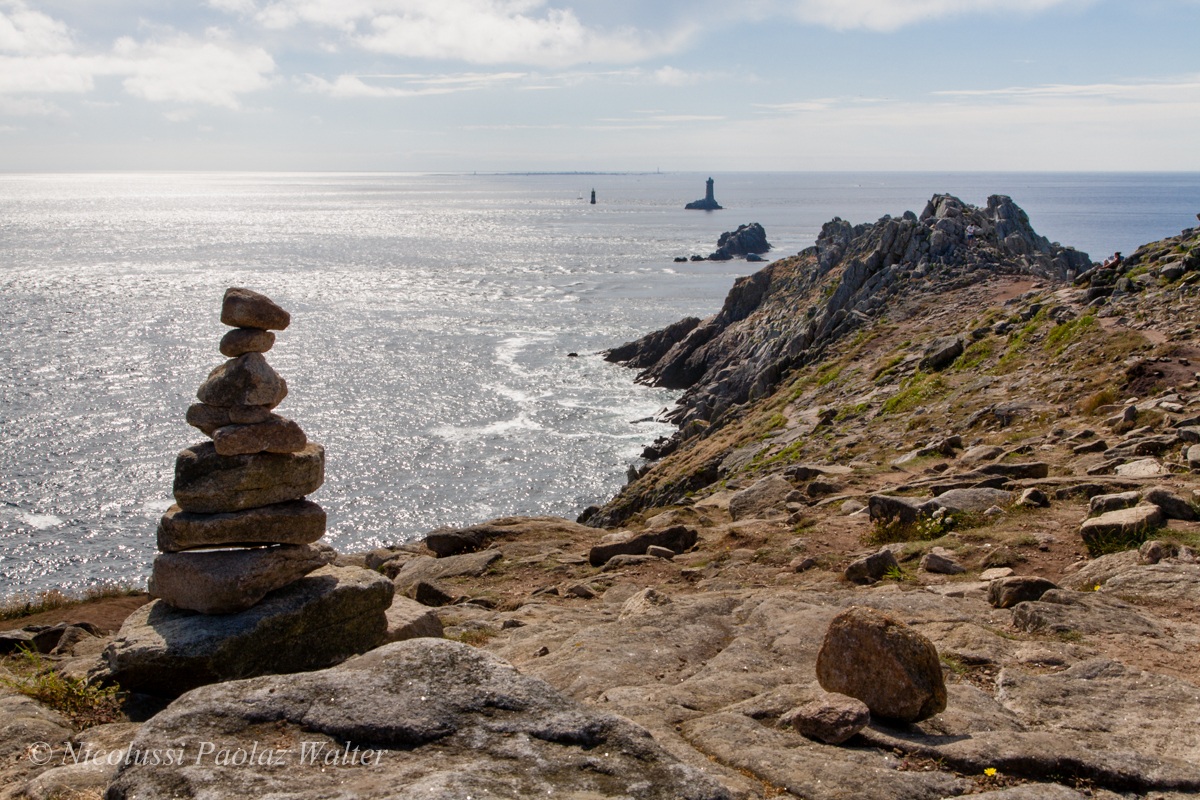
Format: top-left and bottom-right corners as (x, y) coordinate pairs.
(196, 352), (288, 409)
(815, 606), (947, 723)
(728, 475), (796, 521)
(220, 287), (291, 330)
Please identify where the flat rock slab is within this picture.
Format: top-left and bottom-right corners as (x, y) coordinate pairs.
(931, 487), (1012, 513)
(780, 691), (870, 744)
(104, 566), (393, 697)
(424, 515), (596, 557)
(683, 712), (968, 800)
(185, 402), (272, 436)
(157, 500), (326, 552)
(220, 287), (290, 330)
(393, 549), (503, 594)
(728, 475), (794, 521)
(149, 543), (335, 614)
(588, 525), (697, 567)
(1079, 504), (1164, 550)
(1114, 458), (1166, 477)
(173, 441), (324, 513)
(212, 416), (306, 456)
(859, 659), (1200, 792)
(105, 639), (732, 800)
(196, 352), (288, 408)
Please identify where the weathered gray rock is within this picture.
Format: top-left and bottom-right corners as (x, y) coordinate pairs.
(1088, 490), (1140, 516)
(1188, 444), (1200, 470)
(173, 441), (325, 513)
(1114, 458), (1166, 477)
(844, 548), (899, 584)
(959, 444), (1004, 465)
(384, 595), (444, 642)
(919, 548), (965, 575)
(196, 352), (288, 408)
(220, 287), (290, 330)
(1141, 486), (1197, 521)
(424, 516), (596, 557)
(781, 692), (870, 744)
(148, 543), (335, 614)
(1017, 487), (1050, 508)
(185, 402), (272, 435)
(157, 500), (325, 552)
(104, 566), (393, 696)
(1079, 504), (1164, 551)
(867, 494), (923, 526)
(815, 606), (946, 722)
(588, 525), (697, 567)
(919, 335), (964, 371)
(393, 549), (503, 593)
(106, 639), (732, 800)
(972, 461), (1049, 479)
(987, 576), (1058, 609)
(728, 475), (795, 521)
(212, 415), (307, 456)
(218, 326), (275, 357)
(931, 487), (1012, 514)
(0, 686), (74, 796)
(18, 723), (140, 800)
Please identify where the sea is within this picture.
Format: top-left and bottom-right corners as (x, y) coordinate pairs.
(2, 171), (1198, 596)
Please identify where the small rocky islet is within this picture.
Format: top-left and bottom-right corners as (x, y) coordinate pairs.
(4, 198), (1200, 799)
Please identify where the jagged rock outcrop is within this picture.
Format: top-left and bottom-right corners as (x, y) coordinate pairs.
(595, 194), (1092, 525)
(708, 223), (771, 261)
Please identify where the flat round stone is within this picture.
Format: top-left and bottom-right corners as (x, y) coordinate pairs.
(173, 442), (324, 514)
(186, 403), (273, 436)
(219, 327), (275, 358)
(212, 416), (307, 456)
(157, 500), (326, 552)
(148, 543), (335, 614)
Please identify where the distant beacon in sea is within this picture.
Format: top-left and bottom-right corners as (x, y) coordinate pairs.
(685, 177), (722, 210)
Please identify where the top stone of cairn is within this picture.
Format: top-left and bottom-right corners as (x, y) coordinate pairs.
(221, 287), (291, 331)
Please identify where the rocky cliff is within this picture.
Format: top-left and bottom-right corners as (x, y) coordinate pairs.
(4, 195), (1200, 800)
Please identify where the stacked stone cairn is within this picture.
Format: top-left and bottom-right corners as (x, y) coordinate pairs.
(149, 288), (334, 614)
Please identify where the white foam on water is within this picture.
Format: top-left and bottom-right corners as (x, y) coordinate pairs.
(21, 513), (64, 530)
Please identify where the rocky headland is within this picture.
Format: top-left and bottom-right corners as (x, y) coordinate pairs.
(3, 195), (1200, 799)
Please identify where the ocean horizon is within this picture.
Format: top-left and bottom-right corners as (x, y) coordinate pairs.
(2, 170), (1199, 596)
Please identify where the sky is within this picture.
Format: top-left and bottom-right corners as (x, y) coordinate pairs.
(1, 0), (1199, 172)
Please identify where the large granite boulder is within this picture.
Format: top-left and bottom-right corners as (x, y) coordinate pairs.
(104, 566), (393, 697)
(172, 442), (325, 513)
(148, 543), (335, 614)
(815, 606), (946, 723)
(105, 639), (733, 799)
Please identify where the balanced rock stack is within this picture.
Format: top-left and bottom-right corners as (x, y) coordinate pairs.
(149, 288), (334, 615)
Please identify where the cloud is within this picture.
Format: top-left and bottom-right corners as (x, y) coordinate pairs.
(782, 0), (1089, 32)
(257, 0), (693, 66)
(207, 0), (260, 13)
(934, 76), (1200, 103)
(113, 32), (275, 108)
(305, 70), (525, 97)
(0, 8), (275, 111)
(0, 0), (72, 55)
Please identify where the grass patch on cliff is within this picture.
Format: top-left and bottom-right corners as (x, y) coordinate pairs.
(953, 338), (995, 371)
(1044, 314), (1097, 357)
(994, 309), (1049, 373)
(1080, 387), (1118, 415)
(880, 371), (948, 415)
(1, 648), (125, 729)
(872, 354), (906, 384)
(816, 364), (842, 387)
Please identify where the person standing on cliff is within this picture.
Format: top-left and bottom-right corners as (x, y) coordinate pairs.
(965, 224), (978, 248)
